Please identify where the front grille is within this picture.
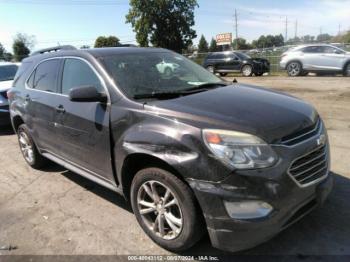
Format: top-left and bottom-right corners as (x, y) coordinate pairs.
(281, 119), (321, 146)
(288, 145), (328, 187)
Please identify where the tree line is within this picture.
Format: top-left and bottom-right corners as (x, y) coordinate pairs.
(196, 31), (350, 53)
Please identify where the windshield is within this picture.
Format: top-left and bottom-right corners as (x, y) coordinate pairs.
(0, 65), (19, 82)
(235, 52), (251, 60)
(100, 51), (222, 99)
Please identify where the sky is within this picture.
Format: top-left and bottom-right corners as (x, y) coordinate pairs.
(0, 0), (350, 52)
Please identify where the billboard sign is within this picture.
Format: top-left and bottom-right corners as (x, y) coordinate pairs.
(216, 33), (232, 46)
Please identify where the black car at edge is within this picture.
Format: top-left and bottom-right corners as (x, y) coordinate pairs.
(8, 45), (332, 253)
(203, 51), (270, 77)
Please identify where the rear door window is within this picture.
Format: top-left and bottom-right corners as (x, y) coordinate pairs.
(30, 59), (61, 92)
(302, 46), (323, 53)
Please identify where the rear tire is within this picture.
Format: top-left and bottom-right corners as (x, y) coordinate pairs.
(343, 63), (350, 77)
(287, 61), (302, 77)
(219, 73), (228, 77)
(17, 124), (48, 169)
(130, 168), (205, 252)
(241, 65), (253, 77)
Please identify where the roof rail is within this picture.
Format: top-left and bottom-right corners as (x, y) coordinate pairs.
(31, 45), (77, 56)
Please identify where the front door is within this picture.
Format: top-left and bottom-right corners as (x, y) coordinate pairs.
(54, 58), (114, 183)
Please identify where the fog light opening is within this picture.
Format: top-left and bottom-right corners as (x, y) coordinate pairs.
(224, 201), (273, 219)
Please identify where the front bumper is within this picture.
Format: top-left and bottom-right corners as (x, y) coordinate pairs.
(280, 60), (287, 70)
(187, 136), (333, 252)
(0, 105), (11, 126)
(253, 62), (270, 74)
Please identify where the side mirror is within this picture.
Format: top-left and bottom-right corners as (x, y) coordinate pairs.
(69, 85), (107, 103)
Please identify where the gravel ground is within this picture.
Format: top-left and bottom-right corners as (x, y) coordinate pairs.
(0, 76), (349, 257)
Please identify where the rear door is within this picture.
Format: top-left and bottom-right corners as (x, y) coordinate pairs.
(25, 59), (62, 154)
(54, 58), (114, 182)
(319, 46), (346, 70)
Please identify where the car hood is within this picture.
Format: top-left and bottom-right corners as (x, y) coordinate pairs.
(0, 80), (13, 92)
(145, 84), (318, 144)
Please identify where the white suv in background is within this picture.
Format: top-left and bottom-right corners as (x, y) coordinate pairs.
(0, 62), (20, 126)
(280, 44), (350, 77)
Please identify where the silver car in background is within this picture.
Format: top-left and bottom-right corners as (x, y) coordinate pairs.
(280, 44), (350, 77)
(0, 62), (19, 126)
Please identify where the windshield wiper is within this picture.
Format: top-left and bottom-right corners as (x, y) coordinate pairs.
(133, 82), (229, 100)
(184, 82), (229, 92)
(134, 91), (187, 100)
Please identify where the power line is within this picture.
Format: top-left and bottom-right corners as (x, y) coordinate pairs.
(234, 9), (238, 50)
(285, 16), (288, 42)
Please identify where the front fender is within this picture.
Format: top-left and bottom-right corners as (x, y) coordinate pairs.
(111, 105), (232, 185)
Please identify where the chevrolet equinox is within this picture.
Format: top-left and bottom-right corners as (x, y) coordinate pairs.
(8, 46), (333, 252)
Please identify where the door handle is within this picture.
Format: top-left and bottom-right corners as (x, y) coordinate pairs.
(25, 95), (31, 102)
(56, 105), (65, 113)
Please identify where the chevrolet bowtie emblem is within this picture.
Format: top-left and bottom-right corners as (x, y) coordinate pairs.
(317, 134), (326, 146)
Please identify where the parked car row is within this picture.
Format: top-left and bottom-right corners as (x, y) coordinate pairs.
(201, 44), (350, 78)
(6, 45), (332, 253)
(0, 62), (19, 126)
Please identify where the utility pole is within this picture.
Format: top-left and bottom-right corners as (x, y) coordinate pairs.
(285, 16), (288, 44)
(234, 9), (238, 50)
(338, 24), (341, 35)
(295, 19), (298, 39)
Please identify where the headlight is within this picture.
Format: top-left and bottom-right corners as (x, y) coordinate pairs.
(203, 129), (278, 169)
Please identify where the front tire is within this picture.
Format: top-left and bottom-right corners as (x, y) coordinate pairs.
(17, 124), (48, 169)
(287, 62), (302, 77)
(219, 73), (228, 77)
(206, 65), (214, 74)
(130, 168), (204, 252)
(241, 65), (253, 77)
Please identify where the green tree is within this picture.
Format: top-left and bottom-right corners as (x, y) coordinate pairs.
(3, 53), (13, 62)
(13, 33), (34, 61)
(209, 38), (218, 52)
(0, 43), (5, 60)
(252, 34), (284, 48)
(316, 33), (332, 42)
(198, 35), (208, 53)
(94, 36), (121, 48)
(126, 0), (198, 53)
(232, 38), (252, 50)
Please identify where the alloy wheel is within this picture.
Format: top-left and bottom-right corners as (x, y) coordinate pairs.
(288, 62), (301, 76)
(19, 131), (34, 163)
(137, 180), (183, 240)
(206, 66), (214, 74)
(242, 65), (252, 76)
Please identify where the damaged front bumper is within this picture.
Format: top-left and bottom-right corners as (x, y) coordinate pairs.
(187, 140), (333, 253)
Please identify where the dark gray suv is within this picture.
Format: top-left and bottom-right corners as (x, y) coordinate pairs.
(8, 46), (333, 253)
